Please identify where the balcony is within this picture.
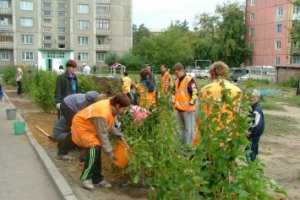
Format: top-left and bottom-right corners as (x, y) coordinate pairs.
(96, 29), (111, 35)
(0, 25), (12, 32)
(97, 12), (111, 19)
(0, 7), (12, 15)
(96, 44), (110, 51)
(96, 0), (111, 4)
(0, 41), (13, 49)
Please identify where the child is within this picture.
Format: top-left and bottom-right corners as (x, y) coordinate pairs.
(248, 89), (265, 161)
(0, 83), (3, 102)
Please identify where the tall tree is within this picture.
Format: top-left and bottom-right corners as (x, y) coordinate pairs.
(133, 24), (151, 49)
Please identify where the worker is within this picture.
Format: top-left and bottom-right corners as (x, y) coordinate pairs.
(122, 71), (133, 97)
(71, 94), (130, 190)
(136, 69), (156, 109)
(160, 64), (173, 96)
(173, 63), (198, 145)
(200, 61), (242, 129)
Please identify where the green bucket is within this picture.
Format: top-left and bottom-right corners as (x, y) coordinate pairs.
(13, 121), (26, 135)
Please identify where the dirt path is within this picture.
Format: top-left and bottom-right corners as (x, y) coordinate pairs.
(261, 105), (300, 200)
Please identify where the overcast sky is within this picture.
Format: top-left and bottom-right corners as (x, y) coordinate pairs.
(132, 0), (243, 31)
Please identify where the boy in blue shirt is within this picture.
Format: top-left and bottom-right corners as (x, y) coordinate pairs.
(0, 84), (3, 102)
(248, 90), (265, 161)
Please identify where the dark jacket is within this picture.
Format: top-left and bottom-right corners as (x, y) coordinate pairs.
(250, 103), (265, 137)
(55, 72), (79, 104)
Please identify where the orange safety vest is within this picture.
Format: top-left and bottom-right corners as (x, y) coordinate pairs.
(71, 99), (115, 148)
(137, 83), (156, 109)
(160, 71), (172, 95)
(174, 75), (196, 112)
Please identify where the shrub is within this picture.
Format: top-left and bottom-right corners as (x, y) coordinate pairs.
(120, 52), (144, 71)
(105, 52), (119, 66)
(280, 77), (299, 88)
(3, 66), (16, 86)
(78, 75), (100, 93)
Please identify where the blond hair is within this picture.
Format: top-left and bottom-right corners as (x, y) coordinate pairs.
(210, 61), (230, 79)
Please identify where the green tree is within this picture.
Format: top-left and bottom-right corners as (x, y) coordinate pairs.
(120, 52), (144, 71)
(290, 0), (300, 56)
(133, 24), (151, 48)
(105, 52), (119, 66)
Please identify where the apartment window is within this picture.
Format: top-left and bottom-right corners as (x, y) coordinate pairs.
(292, 55), (300, 64)
(58, 44), (65, 49)
(79, 36), (89, 45)
(22, 51), (34, 61)
(20, 0), (33, 11)
(250, 13), (255, 21)
(250, 28), (255, 37)
(57, 2), (65, 10)
(97, 36), (106, 45)
(43, 35), (51, 41)
(249, 0), (256, 6)
(79, 20), (89, 30)
(0, 35), (13, 42)
(96, 19), (110, 30)
(20, 17), (33, 27)
(276, 7), (284, 17)
(275, 56), (281, 65)
(43, 10), (51, 16)
(43, 43), (51, 48)
(0, 17), (9, 25)
(294, 6), (300, 14)
(43, 18), (51, 23)
(58, 36), (65, 41)
(276, 23), (282, 33)
(0, 0), (9, 8)
(96, 4), (110, 15)
(0, 51), (10, 60)
(96, 52), (106, 61)
(275, 40), (282, 49)
(78, 4), (89, 14)
(58, 26), (65, 33)
(78, 52), (88, 61)
(22, 35), (33, 44)
(57, 11), (65, 16)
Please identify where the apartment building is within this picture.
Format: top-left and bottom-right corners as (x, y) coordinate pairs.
(0, 0), (132, 71)
(246, 0), (300, 66)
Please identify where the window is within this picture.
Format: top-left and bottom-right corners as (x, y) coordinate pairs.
(97, 36), (106, 45)
(20, 0), (33, 11)
(292, 55), (300, 64)
(276, 7), (284, 17)
(79, 20), (89, 30)
(43, 2), (51, 9)
(22, 51), (34, 61)
(0, 35), (13, 42)
(20, 17), (33, 27)
(58, 26), (65, 33)
(79, 36), (89, 45)
(250, 13), (255, 21)
(0, 51), (10, 60)
(96, 19), (110, 30)
(58, 44), (65, 49)
(43, 35), (51, 41)
(43, 18), (51, 23)
(58, 36), (65, 41)
(78, 52), (88, 61)
(249, 0), (256, 6)
(275, 40), (282, 49)
(57, 11), (65, 16)
(275, 56), (281, 65)
(96, 4), (110, 16)
(294, 6), (300, 15)
(43, 43), (51, 48)
(96, 52), (106, 61)
(250, 27), (255, 37)
(276, 23), (282, 33)
(78, 4), (89, 14)
(0, 17), (9, 25)
(0, 0), (9, 8)
(22, 35), (33, 44)
(43, 10), (51, 16)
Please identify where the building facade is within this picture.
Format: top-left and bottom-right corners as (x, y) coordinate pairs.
(246, 0), (300, 66)
(0, 0), (132, 71)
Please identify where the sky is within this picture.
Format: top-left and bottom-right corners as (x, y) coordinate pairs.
(132, 0), (243, 31)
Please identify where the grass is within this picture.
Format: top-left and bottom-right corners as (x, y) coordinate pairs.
(264, 114), (300, 136)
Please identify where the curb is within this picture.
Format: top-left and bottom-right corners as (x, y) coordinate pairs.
(3, 92), (78, 200)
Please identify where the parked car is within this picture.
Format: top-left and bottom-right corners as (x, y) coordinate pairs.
(189, 68), (210, 79)
(230, 68), (250, 82)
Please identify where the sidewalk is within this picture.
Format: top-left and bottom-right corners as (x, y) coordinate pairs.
(0, 101), (62, 200)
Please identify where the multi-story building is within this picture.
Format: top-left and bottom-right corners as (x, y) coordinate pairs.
(246, 0), (300, 66)
(0, 0), (132, 71)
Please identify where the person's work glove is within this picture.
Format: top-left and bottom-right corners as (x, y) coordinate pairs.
(56, 103), (61, 110)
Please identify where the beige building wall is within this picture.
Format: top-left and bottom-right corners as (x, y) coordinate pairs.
(0, 0), (132, 69)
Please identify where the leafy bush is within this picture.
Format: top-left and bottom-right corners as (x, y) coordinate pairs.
(280, 77), (299, 88)
(29, 71), (56, 112)
(121, 89), (285, 199)
(120, 52), (144, 71)
(105, 52), (119, 66)
(78, 75), (100, 93)
(2, 66), (16, 86)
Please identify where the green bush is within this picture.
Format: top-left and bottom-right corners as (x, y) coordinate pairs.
(280, 77), (299, 88)
(3, 66), (16, 86)
(105, 52), (119, 66)
(120, 52), (144, 71)
(78, 75), (100, 93)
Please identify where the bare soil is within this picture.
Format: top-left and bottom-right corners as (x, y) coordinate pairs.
(5, 87), (300, 200)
